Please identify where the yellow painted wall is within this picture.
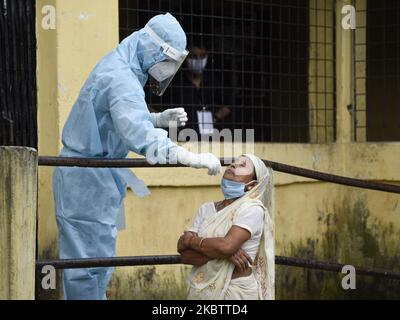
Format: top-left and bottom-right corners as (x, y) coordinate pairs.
(0, 147), (37, 300)
(36, 0), (400, 299)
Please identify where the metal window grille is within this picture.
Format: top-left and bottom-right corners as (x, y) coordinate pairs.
(354, 0), (400, 142)
(119, 0), (336, 143)
(0, 0), (37, 148)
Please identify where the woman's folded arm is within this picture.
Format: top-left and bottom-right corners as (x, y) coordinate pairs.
(180, 226), (251, 259)
(180, 249), (212, 266)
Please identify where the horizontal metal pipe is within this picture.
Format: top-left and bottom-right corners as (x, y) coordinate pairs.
(38, 156), (400, 194)
(38, 157), (187, 168)
(35, 255), (400, 280)
(36, 255), (181, 270)
(275, 256), (400, 280)
(262, 159), (400, 194)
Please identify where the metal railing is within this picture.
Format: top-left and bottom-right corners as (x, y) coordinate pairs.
(35, 254), (400, 281)
(38, 156), (400, 194)
(35, 156), (400, 281)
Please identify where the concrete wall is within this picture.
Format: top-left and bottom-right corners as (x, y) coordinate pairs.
(35, 0), (400, 299)
(0, 147), (37, 300)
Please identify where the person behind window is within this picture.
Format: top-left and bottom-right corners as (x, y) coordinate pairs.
(148, 39), (233, 140)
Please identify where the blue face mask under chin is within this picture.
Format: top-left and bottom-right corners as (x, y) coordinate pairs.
(221, 177), (256, 200)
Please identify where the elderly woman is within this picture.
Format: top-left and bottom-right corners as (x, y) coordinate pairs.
(177, 154), (275, 300)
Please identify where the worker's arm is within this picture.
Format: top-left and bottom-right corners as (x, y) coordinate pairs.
(109, 75), (220, 173)
(109, 74), (177, 160)
(179, 226), (251, 259)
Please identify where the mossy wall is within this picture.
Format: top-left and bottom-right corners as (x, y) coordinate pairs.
(276, 191), (400, 299)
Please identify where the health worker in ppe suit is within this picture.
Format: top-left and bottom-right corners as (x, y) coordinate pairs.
(53, 13), (221, 300)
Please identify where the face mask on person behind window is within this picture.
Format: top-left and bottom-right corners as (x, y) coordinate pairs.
(186, 56), (208, 74)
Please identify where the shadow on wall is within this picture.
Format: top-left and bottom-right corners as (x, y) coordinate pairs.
(276, 197), (400, 299)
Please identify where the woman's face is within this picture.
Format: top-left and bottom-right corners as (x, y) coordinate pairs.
(223, 156), (256, 184)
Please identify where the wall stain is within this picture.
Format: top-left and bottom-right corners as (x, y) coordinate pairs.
(107, 266), (191, 300)
(277, 196), (400, 299)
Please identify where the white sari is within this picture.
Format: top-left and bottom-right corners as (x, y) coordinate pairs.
(187, 155), (275, 300)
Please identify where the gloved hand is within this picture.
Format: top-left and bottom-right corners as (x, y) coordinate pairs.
(176, 147), (221, 176)
(150, 108), (188, 128)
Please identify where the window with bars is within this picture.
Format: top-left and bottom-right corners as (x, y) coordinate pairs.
(0, 0), (37, 148)
(354, 0), (400, 142)
(119, 0), (336, 143)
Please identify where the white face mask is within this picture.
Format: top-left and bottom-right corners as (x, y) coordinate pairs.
(144, 25), (188, 96)
(186, 56), (208, 74)
(148, 60), (178, 96)
(148, 60), (176, 82)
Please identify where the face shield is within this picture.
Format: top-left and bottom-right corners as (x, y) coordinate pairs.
(144, 25), (188, 96)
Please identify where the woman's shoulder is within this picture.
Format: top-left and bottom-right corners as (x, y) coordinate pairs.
(198, 201), (217, 212)
(238, 199), (264, 211)
(234, 202), (265, 235)
(236, 201), (265, 218)
(193, 202), (216, 223)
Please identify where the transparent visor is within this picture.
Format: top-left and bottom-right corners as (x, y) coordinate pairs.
(148, 58), (185, 96)
(144, 24), (188, 96)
